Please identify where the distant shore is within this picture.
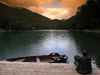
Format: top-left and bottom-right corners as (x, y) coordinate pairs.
(1, 28), (100, 33)
(70, 29), (100, 32)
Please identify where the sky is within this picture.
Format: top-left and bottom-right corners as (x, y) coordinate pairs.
(0, 0), (86, 20)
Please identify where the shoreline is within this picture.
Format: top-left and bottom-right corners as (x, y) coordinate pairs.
(70, 29), (100, 33)
(1, 28), (100, 33)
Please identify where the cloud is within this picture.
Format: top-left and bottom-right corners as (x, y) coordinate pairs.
(61, 0), (86, 9)
(0, 0), (54, 7)
(42, 8), (68, 20)
(0, 0), (87, 19)
(27, 7), (68, 20)
(60, 0), (86, 18)
(27, 6), (45, 14)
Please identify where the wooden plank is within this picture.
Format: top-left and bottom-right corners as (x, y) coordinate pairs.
(0, 62), (98, 70)
(0, 71), (100, 75)
(0, 61), (100, 75)
(36, 57), (40, 63)
(1, 68), (100, 74)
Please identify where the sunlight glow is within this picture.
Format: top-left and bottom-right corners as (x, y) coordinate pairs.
(42, 8), (68, 19)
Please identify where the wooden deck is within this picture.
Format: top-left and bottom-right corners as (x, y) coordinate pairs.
(0, 61), (100, 75)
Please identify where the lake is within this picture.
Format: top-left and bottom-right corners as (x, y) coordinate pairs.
(0, 30), (100, 67)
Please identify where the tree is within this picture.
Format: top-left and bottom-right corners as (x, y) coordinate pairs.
(63, 0), (100, 29)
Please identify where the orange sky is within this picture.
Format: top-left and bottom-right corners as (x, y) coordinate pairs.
(0, 0), (86, 20)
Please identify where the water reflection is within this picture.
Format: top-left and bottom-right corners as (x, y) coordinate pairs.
(0, 30), (100, 67)
(70, 31), (100, 67)
(0, 31), (46, 59)
(41, 30), (79, 63)
(0, 30), (79, 63)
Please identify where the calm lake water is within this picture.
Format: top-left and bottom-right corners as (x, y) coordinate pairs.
(0, 30), (100, 67)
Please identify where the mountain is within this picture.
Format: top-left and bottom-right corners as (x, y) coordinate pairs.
(0, 2), (59, 30)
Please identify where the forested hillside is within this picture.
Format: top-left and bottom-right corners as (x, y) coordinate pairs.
(62, 0), (100, 30)
(0, 2), (62, 30)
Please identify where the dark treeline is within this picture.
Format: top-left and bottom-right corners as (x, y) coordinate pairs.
(62, 0), (100, 30)
(0, 0), (100, 31)
(0, 2), (63, 30)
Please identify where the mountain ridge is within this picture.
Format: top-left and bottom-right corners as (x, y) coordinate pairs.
(0, 2), (63, 30)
